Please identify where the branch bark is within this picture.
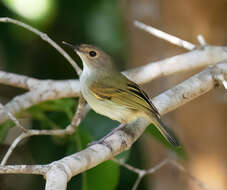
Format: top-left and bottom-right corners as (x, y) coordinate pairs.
(1, 18), (227, 190)
(124, 46), (227, 84)
(1, 46), (227, 123)
(0, 61), (226, 190)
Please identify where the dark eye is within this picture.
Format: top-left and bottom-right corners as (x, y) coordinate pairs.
(89, 51), (97, 57)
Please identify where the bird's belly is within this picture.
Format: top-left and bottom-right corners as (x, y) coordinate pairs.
(81, 87), (143, 123)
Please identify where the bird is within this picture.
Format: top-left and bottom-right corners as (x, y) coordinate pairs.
(63, 42), (179, 147)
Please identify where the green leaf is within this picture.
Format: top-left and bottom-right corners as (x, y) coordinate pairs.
(25, 98), (77, 130)
(84, 160), (119, 190)
(80, 110), (118, 140)
(146, 124), (185, 158)
(27, 98), (76, 120)
(0, 120), (14, 142)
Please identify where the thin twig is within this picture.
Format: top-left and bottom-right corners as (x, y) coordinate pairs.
(1, 97), (88, 165)
(66, 97), (86, 131)
(132, 175), (144, 190)
(197, 34), (207, 46)
(0, 80), (81, 124)
(1, 133), (28, 165)
(169, 160), (211, 190)
(114, 158), (211, 190)
(112, 158), (143, 174)
(113, 158), (168, 190)
(0, 17), (82, 76)
(0, 103), (27, 132)
(134, 20), (196, 50)
(146, 158), (169, 174)
(112, 159), (146, 190)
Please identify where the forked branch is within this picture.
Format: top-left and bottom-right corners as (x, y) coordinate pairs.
(0, 18), (226, 190)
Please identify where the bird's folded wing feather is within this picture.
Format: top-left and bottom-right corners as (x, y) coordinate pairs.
(89, 77), (160, 117)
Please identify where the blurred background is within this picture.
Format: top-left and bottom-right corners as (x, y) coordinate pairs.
(0, 0), (227, 190)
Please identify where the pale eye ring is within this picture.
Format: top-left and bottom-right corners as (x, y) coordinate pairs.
(89, 51), (97, 57)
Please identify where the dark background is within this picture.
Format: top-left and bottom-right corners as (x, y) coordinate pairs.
(0, 0), (227, 190)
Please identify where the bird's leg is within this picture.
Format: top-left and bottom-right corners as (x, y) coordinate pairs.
(87, 123), (126, 147)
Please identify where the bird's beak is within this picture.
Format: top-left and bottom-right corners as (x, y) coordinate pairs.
(62, 41), (80, 52)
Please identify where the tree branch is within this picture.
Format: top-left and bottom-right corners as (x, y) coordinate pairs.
(134, 20), (196, 50)
(0, 71), (41, 90)
(0, 17), (226, 190)
(113, 158), (169, 190)
(124, 46), (227, 84)
(114, 157), (211, 190)
(0, 103), (27, 132)
(0, 80), (80, 123)
(0, 17), (82, 76)
(152, 62), (227, 115)
(0, 164), (49, 175)
(50, 61), (226, 177)
(1, 45), (227, 124)
(1, 97), (88, 165)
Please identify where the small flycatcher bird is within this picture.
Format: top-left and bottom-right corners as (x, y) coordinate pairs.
(63, 42), (179, 146)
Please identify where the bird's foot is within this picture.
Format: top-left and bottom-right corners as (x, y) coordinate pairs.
(87, 139), (104, 147)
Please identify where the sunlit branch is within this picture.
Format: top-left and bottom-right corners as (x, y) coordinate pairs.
(134, 20), (196, 50)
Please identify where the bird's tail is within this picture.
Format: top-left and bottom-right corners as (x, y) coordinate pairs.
(151, 115), (179, 147)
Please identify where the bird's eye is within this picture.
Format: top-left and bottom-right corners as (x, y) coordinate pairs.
(89, 51), (97, 57)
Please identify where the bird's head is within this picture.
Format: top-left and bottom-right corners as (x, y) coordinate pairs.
(63, 42), (114, 71)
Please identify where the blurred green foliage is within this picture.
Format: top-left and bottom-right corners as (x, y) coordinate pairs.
(0, 1), (183, 189)
(0, 120), (14, 141)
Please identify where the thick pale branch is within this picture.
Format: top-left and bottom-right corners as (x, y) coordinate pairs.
(0, 80), (80, 123)
(0, 17), (227, 190)
(152, 62), (227, 115)
(0, 71), (41, 90)
(45, 165), (68, 190)
(55, 118), (149, 177)
(46, 61), (227, 179)
(1, 18), (227, 125)
(124, 46), (227, 84)
(0, 164), (49, 175)
(0, 62), (226, 190)
(1, 45), (227, 124)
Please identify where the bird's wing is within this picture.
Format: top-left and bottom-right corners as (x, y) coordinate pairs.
(89, 75), (160, 117)
(89, 75), (179, 147)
